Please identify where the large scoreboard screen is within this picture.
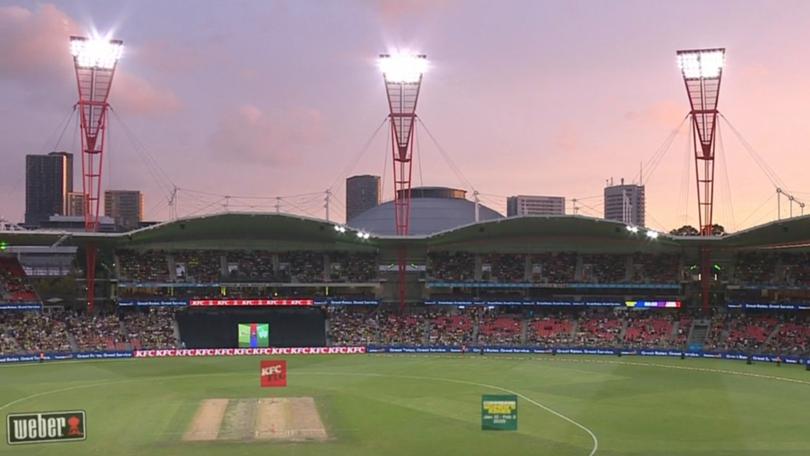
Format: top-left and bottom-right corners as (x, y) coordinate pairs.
(238, 323), (270, 348)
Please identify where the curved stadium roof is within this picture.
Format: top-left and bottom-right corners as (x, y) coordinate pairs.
(348, 186), (502, 235)
(3, 211), (810, 253)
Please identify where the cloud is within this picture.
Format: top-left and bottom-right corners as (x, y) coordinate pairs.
(208, 105), (324, 166)
(0, 4), (78, 84)
(113, 72), (182, 115)
(624, 100), (685, 127)
(0, 4), (180, 115)
(135, 39), (208, 74)
(552, 124), (580, 153)
(372, 0), (454, 20)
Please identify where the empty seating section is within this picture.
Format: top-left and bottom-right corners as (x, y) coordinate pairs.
(0, 257), (38, 302)
(477, 314), (522, 345)
(527, 316), (573, 345)
(624, 314), (674, 348)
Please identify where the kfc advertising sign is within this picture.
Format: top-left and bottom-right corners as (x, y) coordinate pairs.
(260, 360), (287, 387)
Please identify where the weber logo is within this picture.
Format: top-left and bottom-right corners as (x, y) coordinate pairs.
(6, 410), (86, 445)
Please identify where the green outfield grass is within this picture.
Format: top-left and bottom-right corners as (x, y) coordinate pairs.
(1, 355), (809, 455)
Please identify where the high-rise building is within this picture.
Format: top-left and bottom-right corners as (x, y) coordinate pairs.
(66, 192), (86, 217)
(104, 190), (143, 230)
(346, 175), (380, 222)
(604, 178), (645, 227)
(25, 152), (73, 227)
(507, 195), (565, 217)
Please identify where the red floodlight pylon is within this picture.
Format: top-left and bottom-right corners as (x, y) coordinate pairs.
(70, 35), (124, 312)
(677, 48), (725, 313)
(379, 52), (427, 309)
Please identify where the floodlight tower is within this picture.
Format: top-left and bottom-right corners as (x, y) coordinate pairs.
(677, 48), (725, 313)
(379, 52), (427, 309)
(379, 52), (427, 235)
(70, 35), (124, 312)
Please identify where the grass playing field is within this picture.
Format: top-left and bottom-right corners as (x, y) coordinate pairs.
(1, 354), (809, 455)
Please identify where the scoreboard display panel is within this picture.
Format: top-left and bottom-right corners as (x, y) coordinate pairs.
(238, 323), (270, 348)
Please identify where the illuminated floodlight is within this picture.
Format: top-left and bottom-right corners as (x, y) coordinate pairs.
(379, 52), (427, 83)
(626, 225), (639, 234)
(355, 231), (370, 240)
(645, 230), (660, 240)
(334, 225), (346, 233)
(677, 49), (724, 79)
(70, 36), (123, 70)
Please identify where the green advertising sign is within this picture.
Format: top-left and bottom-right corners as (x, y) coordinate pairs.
(481, 394), (518, 431)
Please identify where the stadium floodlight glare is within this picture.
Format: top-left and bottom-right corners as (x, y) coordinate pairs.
(646, 230), (660, 240)
(70, 33), (123, 313)
(70, 36), (123, 70)
(379, 52), (427, 83)
(677, 49), (724, 79)
(334, 225), (346, 233)
(626, 225), (639, 233)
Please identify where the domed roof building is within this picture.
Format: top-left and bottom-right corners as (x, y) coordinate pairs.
(347, 186), (503, 236)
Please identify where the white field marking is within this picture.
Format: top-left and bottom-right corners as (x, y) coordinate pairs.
(373, 354), (810, 387)
(0, 371), (241, 411)
(0, 365), (599, 455)
(1, 355), (807, 454)
(298, 371), (599, 456)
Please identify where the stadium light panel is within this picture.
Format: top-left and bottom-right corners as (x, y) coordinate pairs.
(646, 230), (660, 240)
(70, 36), (123, 70)
(677, 49), (724, 79)
(626, 225), (639, 233)
(379, 52), (427, 83)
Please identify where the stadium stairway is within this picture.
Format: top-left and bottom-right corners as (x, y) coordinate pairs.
(624, 256), (634, 282)
(687, 320), (711, 349)
(574, 255), (585, 281)
(67, 333), (79, 352)
(520, 319), (528, 345)
(421, 320), (431, 345)
(670, 320), (680, 344)
(763, 323), (782, 350)
(619, 318), (629, 341)
(172, 320), (181, 347)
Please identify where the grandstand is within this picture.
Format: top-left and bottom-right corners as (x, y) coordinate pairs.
(0, 212), (809, 359)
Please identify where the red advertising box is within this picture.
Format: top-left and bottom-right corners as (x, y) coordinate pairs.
(260, 360), (287, 387)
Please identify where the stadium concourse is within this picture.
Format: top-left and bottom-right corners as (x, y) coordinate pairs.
(0, 212), (809, 361)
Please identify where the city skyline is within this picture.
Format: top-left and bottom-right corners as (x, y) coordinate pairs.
(2, 1), (810, 232)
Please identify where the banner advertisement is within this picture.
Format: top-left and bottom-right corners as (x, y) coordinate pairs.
(424, 300), (624, 307)
(6, 410), (86, 445)
(366, 346), (809, 365)
(117, 300), (188, 307)
(260, 360), (287, 387)
(427, 281), (680, 290)
(133, 346), (366, 358)
(727, 302), (810, 311)
(0, 303), (42, 311)
(481, 395), (518, 431)
(0, 351), (132, 364)
(312, 298), (380, 305)
(189, 299), (314, 307)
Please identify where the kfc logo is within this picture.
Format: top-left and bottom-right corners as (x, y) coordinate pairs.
(260, 360), (287, 387)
